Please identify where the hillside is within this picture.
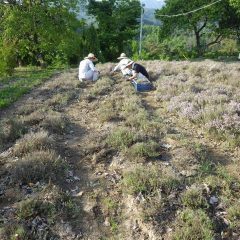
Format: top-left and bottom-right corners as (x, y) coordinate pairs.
(143, 8), (161, 25)
(0, 60), (240, 239)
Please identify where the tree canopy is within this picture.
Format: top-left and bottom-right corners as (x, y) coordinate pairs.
(0, 0), (142, 75)
(230, 0), (240, 11)
(87, 0), (141, 61)
(0, 0), (239, 75)
(155, 0), (240, 56)
(0, 0), (83, 69)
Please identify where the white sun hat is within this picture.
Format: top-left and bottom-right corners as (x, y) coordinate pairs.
(85, 53), (98, 61)
(124, 60), (134, 68)
(117, 53), (128, 60)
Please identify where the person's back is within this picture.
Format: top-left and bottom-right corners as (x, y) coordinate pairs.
(79, 59), (92, 79)
(132, 63), (149, 80)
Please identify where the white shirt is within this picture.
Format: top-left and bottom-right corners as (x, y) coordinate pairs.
(79, 59), (96, 79)
(113, 58), (131, 72)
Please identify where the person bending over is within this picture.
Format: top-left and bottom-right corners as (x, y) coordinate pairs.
(110, 53), (132, 77)
(124, 61), (150, 81)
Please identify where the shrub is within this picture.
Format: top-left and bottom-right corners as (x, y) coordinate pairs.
(0, 118), (25, 147)
(0, 44), (16, 77)
(227, 201), (240, 229)
(125, 109), (149, 129)
(41, 111), (68, 134)
(120, 96), (141, 118)
(182, 186), (209, 209)
(122, 166), (180, 196)
(12, 150), (67, 183)
(89, 77), (113, 96)
(47, 91), (77, 107)
(17, 184), (80, 221)
(13, 131), (54, 157)
(97, 100), (117, 123)
(0, 223), (26, 240)
(127, 141), (159, 158)
(17, 198), (56, 221)
(106, 127), (136, 150)
(21, 109), (46, 126)
(172, 209), (214, 240)
(17, 103), (40, 115)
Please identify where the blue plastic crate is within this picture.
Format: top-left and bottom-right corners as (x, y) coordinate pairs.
(132, 79), (153, 92)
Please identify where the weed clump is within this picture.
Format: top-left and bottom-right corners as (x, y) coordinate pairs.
(89, 77), (113, 96)
(0, 118), (25, 147)
(97, 100), (118, 123)
(227, 201), (240, 230)
(181, 186), (209, 209)
(12, 150), (67, 183)
(172, 208), (214, 240)
(106, 127), (136, 150)
(127, 141), (159, 158)
(122, 166), (180, 196)
(13, 130), (54, 157)
(41, 111), (68, 134)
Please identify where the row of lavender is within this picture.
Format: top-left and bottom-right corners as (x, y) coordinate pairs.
(148, 60), (240, 146)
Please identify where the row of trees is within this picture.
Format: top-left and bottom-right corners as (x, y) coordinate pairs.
(137, 0), (240, 60)
(0, 0), (141, 75)
(1, 0), (240, 75)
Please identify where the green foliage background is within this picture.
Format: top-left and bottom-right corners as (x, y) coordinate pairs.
(0, 0), (240, 76)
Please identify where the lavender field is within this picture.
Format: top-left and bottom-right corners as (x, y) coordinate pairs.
(149, 60), (240, 147)
(0, 60), (240, 239)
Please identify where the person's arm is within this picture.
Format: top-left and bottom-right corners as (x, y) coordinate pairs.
(114, 62), (122, 72)
(89, 60), (97, 72)
(128, 71), (138, 80)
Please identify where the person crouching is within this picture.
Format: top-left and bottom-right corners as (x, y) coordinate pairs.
(124, 61), (150, 82)
(79, 53), (100, 81)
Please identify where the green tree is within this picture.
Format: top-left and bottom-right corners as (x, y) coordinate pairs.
(87, 0), (141, 61)
(0, 0), (84, 71)
(219, 1), (240, 44)
(155, 0), (239, 56)
(230, 0), (240, 11)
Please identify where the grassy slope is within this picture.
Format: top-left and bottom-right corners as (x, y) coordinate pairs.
(0, 68), (58, 109)
(0, 61), (239, 239)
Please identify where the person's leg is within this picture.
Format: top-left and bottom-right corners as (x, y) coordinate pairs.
(84, 70), (94, 80)
(92, 71), (99, 81)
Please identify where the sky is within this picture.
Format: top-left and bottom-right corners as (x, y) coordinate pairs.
(141, 0), (165, 9)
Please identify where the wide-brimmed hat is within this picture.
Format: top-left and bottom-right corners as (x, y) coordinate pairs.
(117, 53), (128, 60)
(85, 53), (98, 61)
(124, 60), (134, 68)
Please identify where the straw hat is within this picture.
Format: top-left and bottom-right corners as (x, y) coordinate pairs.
(117, 53), (128, 60)
(84, 53), (98, 61)
(125, 60), (134, 68)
